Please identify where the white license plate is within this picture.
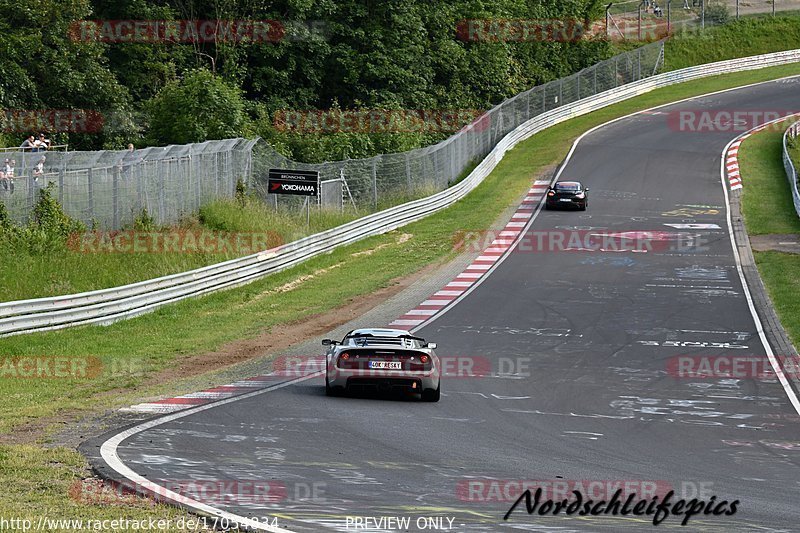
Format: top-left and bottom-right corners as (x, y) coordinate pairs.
(559, 198), (572, 202)
(369, 361), (402, 370)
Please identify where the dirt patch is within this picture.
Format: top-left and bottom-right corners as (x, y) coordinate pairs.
(351, 233), (413, 257)
(750, 234), (800, 253)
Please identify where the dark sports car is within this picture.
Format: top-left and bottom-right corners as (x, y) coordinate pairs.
(545, 181), (589, 210)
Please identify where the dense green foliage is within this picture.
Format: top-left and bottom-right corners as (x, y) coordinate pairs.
(2, 0), (612, 155)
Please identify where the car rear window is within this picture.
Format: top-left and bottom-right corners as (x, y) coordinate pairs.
(555, 182), (580, 190)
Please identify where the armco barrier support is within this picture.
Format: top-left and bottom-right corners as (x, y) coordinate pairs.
(2, 49), (800, 336)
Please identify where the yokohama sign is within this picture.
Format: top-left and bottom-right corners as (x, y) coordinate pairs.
(267, 168), (320, 197)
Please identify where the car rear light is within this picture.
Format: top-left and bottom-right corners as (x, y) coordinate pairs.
(547, 191), (555, 197)
(575, 192), (585, 198)
(340, 353), (350, 360)
(420, 355), (429, 363)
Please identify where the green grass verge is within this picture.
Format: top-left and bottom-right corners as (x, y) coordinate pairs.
(2, 60), (800, 526)
(739, 117), (800, 350)
(738, 120), (800, 235)
(752, 252), (800, 349)
(664, 14), (800, 71)
(0, 445), (212, 531)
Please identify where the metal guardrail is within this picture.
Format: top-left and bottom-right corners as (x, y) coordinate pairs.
(784, 120), (800, 218)
(2, 48), (800, 337)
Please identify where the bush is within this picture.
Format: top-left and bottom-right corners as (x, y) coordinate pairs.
(0, 185), (86, 254)
(144, 69), (251, 146)
(132, 208), (157, 232)
(31, 184), (86, 240)
(705, 2), (731, 25)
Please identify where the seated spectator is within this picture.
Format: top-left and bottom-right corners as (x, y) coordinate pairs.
(20, 135), (35, 151)
(4, 159), (14, 178)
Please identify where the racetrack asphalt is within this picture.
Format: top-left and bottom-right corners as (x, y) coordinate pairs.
(84, 76), (800, 532)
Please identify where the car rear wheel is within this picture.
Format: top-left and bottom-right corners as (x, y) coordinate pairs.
(325, 376), (342, 397)
(422, 383), (441, 402)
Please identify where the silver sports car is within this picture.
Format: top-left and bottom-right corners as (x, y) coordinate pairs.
(323, 328), (441, 402)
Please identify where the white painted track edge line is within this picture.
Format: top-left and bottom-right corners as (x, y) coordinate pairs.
(719, 123), (800, 417)
(100, 373), (322, 533)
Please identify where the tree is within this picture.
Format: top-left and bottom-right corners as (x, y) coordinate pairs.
(145, 68), (250, 145)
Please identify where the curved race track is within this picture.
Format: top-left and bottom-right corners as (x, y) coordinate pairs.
(96, 77), (800, 532)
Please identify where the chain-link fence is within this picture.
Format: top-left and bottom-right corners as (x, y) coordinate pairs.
(0, 139), (256, 229)
(253, 41), (665, 212)
(0, 42), (664, 227)
(604, 0), (800, 39)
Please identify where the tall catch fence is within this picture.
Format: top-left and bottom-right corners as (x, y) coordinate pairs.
(0, 42), (664, 228)
(253, 41), (665, 212)
(0, 139), (256, 229)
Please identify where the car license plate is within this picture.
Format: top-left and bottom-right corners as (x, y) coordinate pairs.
(559, 198), (572, 202)
(369, 361), (402, 370)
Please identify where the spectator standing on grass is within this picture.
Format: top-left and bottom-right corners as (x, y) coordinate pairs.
(3, 159), (14, 194)
(32, 156), (46, 183)
(20, 135), (35, 151)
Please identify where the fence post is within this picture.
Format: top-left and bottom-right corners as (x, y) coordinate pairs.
(372, 158), (378, 210)
(638, 47), (642, 80)
(736, 0), (739, 19)
(667, 0), (671, 34)
(638, 1), (642, 40)
(158, 161), (166, 223)
(701, 0), (705, 29)
(58, 168), (64, 205)
(193, 155), (200, 212)
(405, 152), (412, 195)
(112, 164), (120, 229)
(87, 167), (95, 223)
